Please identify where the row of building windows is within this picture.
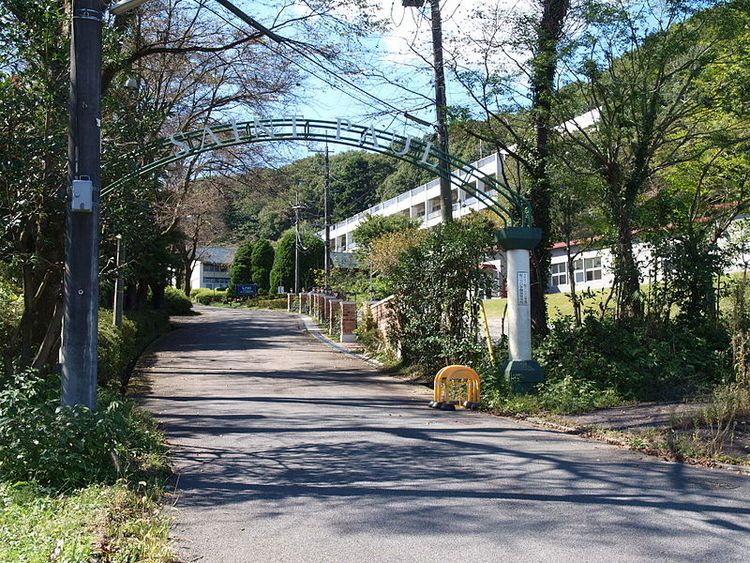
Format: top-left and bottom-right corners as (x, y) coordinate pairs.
(550, 257), (603, 286)
(203, 263), (229, 273)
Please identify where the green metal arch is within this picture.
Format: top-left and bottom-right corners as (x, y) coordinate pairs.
(102, 117), (532, 227)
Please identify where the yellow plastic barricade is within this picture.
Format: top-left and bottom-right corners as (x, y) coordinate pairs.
(429, 365), (481, 411)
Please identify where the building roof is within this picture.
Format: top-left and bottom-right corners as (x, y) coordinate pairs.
(195, 246), (236, 265)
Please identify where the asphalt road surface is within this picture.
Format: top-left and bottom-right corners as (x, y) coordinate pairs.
(140, 306), (750, 562)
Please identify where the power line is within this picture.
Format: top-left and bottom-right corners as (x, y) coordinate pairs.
(201, 0), (431, 128)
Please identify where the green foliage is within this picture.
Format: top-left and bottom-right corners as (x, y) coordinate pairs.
(0, 278), (22, 368)
(269, 228), (324, 292)
(162, 286), (193, 316)
(536, 316), (731, 401)
(96, 309), (170, 389)
(0, 371), (168, 489)
(98, 312), (138, 388)
(384, 216), (494, 370)
(192, 288), (228, 305)
(0, 481), (173, 563)
(352, 213), (420, 261)
(251, 239), (275, 291)
(230, 240), (254, 286)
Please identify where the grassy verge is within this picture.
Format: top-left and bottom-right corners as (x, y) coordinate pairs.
(0, 480), (172, 562)
(0, 307), (176, 562)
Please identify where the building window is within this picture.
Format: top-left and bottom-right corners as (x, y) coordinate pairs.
(203, 263), (228, 273)
(550, 262), (567, 286)
(573, 256), (602, 283)
(584, 257), (602, 281)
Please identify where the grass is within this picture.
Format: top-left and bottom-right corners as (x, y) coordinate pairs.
(482, 288), (614, 321)
(0, 481), (173, 562)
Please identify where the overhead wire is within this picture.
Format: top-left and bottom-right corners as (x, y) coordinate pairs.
(198, 0), (431, 128)
(198, 2), (392, 118)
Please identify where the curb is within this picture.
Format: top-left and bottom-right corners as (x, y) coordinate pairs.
(292, 312), (383, 368)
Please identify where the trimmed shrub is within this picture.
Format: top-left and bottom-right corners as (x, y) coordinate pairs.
(230, 240), (254, 287)
(163, 286), (192, 315)
(193, 288), (227, 305)
(97, 309), (170, 389)
(251, 240), (275, 291)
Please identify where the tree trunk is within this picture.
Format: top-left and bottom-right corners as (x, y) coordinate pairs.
(613, 212), (642, 320)
(527, 0), (570, 336)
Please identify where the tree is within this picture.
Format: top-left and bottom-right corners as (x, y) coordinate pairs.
(250, 239), (275, 291)
(451, 0), (573, 335)
(270, 228), (324, 292)
(352, 213), (420, 261)
(556, 0), (730, 320)
(230, 240), (254, 287)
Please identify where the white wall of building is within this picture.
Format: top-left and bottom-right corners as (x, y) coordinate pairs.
(325, 153), (504, 252)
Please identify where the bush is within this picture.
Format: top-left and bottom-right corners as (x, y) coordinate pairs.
(0, 371), (167, 489)
(162, 286), (192, 315)
(538, 376), (623, 414)
(97, 309), (170, 389)
(193, 288), (227, 305)
(0, 279), (22, 367)
(385, 216), (495, 371)
(536, 316), (730, 401)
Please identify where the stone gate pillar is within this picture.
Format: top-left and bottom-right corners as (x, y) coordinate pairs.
(299, 293), (308, 314)
(496, 227), (545, 392)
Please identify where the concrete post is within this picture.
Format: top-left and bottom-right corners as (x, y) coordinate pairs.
(328, 299), (341, 335)
(496, 227), (544, 392)
(340, 301), (357, 343)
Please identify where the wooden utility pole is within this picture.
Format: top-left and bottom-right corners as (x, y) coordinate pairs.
(293, 191), (301, 294)
(429, 0), (453, 223)
(62, 0), (103, 409)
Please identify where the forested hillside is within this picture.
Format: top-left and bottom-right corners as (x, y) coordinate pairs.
(219, 120), (488, 243)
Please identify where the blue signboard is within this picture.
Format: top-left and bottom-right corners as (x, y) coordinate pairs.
(235, 283), (258, 297)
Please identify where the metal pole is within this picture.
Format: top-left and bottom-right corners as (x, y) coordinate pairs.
(113, 235), (124, 328)
(62, 0), (103, 410)
(294, 191), (300, 294)
(430, 0), (452, 223)
(323, 145), (331, 289)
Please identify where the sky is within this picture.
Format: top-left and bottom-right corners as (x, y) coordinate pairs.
(238, 0), (528, 159)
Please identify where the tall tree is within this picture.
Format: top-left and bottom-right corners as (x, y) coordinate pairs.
(451, 0), (573, 334)
(556, 0), (728, 319)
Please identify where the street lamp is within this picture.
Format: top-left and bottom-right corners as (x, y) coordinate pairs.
(110, 0), (149, 15)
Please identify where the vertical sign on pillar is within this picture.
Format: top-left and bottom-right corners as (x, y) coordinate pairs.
(517, 271), (529, 306)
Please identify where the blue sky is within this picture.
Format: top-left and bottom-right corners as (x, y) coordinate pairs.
(238, 0), (516, 159)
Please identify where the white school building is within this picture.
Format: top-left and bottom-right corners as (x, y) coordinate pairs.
(322, 151), (750, 293)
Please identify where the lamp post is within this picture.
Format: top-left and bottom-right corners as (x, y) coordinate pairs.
(113, 234), (124, 328)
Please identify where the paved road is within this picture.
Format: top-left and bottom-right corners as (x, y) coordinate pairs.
(141, 306), (750, 562)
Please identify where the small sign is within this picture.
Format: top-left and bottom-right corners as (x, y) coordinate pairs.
(517, 271), (529, 306)
(235, 284), (258, 297)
